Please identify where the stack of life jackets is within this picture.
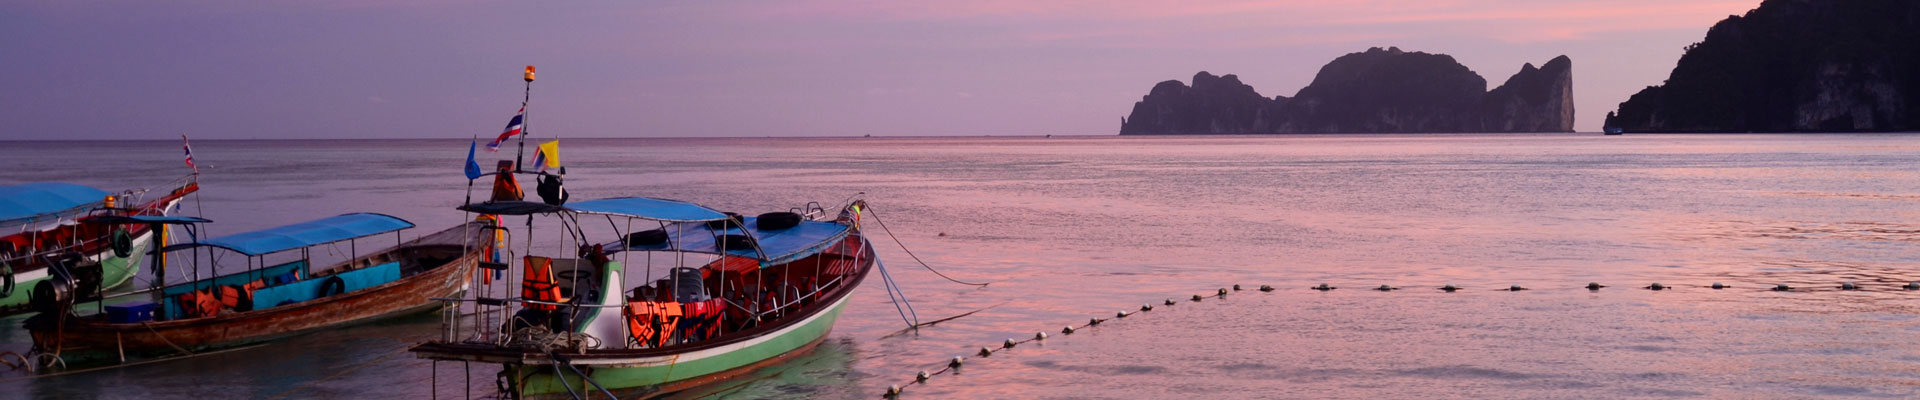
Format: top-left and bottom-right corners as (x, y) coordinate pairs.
(625, 300), (682, 348)
(176, 280), (265, 318)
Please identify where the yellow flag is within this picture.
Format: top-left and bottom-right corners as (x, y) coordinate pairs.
(535, 140), (561, 171)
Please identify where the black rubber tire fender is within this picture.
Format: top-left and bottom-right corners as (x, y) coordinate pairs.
(625, 229), (669, 246)
(755, 212), (802, 230)
(315, 276), (347, 298)
(110, 229), (134, 258)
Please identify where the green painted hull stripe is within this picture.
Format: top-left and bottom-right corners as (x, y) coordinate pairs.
(516, 295), (850, 395)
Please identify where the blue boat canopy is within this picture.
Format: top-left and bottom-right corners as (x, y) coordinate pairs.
(0, 182), (110, 222)
(615, 217), (852, 267)
(565, 197), (729, 222)
(193, 213), (415, 256)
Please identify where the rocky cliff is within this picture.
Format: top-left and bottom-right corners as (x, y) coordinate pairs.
(1605, 0), (1920, 132)
(1120, 47), (1574, 134)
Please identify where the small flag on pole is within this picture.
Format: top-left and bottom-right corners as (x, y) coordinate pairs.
(485, 107), (526, 152)
(182, 134), (199, 173)
(532, 141), (560, 173)
(464, 141), (483, 180)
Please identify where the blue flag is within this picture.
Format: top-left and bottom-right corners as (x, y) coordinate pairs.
(464, 141), (483, 180)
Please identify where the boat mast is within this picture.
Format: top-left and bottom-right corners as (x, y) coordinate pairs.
(515, 65), (535, 173)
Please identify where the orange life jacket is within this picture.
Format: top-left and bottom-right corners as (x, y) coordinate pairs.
(521, 256), (566, 311)
(625, 301), (682, 348)
(179, 289), (223, 318)
(491, 170), (524, 202)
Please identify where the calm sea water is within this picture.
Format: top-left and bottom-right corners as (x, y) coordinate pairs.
(1, 134), (1918, 398)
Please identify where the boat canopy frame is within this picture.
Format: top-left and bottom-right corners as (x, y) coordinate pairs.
(161, 213), (414, 257)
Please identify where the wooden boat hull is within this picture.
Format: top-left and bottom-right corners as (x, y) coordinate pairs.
(514, 292), (851, 398)
(1, 185), (197, 317)
(28, 224), (482, 364)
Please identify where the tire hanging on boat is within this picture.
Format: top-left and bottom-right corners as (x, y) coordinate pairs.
(0, 251), (13, 298)
(110, 228), (134, 258)
(315, 276), (347, 298)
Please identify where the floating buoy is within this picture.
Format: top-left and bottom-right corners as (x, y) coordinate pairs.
(1440, 284), (1460, 292)
(937, 232), (948, 237)
(1906, 282), (1920, 290)
(1233, 284), (1242, 291)
(978, 347), (993, 357)
(1035, 332), (1048, 340)
(949, 356), (964, 368)
(1711, 282), (1727, 289)
(1313, 283), (1335, 291)
(1259, 285), (1275, 292)
(1089, 318), (1101, 326)
(1586, 282), (1606, 291)
(1003, 338), (1017, 349)
(1141, 304), (1153, 312)
(1773, 284), (1792, 292)
(1375, 285), (1398, 291)
(1840, 282), (1860, 290)
(1507, 285), (1528, 291)
(1218, 288), (1229, 296)
(1191, 294), (1203, 301)
(1645, 283), (1667, 291)
(916, 370), (931, 383)
(1117, 310), (1129, 318)
(887, 384), (902, 397)
(1164, 299), (1176, 306)
(1062, 326), (1075, 334)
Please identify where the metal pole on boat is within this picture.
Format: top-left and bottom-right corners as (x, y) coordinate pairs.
(147, 221), (166, 305)
(515, 65), (534, 173)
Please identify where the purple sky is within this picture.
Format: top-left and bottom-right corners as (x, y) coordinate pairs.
(3, 1), (1762, 139)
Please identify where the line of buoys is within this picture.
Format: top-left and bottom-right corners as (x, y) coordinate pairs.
(882, 278), (1920, 397)
(883, 283), (1264, 398)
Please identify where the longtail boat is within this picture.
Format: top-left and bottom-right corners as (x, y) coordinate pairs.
(23, 213), (486, 367)
(0, 178), (200, 317)
(410, 196), (877, 399)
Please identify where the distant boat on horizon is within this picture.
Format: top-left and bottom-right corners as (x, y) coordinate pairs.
(1604, 126), (1624, 135)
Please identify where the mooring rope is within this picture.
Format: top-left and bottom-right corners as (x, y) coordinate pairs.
(864, 206), (989, 287)
(876, 260), (920, 329)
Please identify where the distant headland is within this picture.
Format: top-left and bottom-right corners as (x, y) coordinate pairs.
(1119, 47), (1573, 135)
(1605, 0), (1920, 133)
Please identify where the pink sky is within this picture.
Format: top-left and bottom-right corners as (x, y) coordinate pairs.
(2, 0), (1763, 139)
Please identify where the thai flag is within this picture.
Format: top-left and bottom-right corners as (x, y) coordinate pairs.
(485, 107), (525, 152)
(182, 134), (199, 173)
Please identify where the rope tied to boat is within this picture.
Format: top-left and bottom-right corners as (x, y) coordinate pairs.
(863, 205), (989, 287)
